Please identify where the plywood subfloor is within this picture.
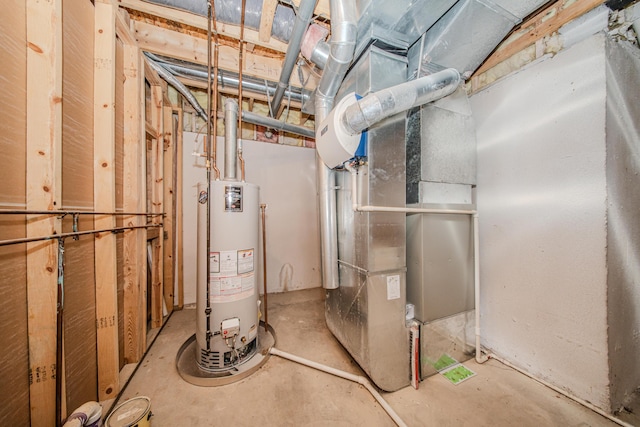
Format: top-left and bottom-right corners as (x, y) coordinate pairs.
(105, 288), (622, 426)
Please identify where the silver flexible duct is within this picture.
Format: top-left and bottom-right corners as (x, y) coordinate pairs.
(341, 68), (461, 134)
(315, 0), (357, 290)
(225, 99), (239, 180)
(270, 0), (318, 116)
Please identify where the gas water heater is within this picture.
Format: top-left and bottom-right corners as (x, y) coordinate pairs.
(195, 99), (261, 372)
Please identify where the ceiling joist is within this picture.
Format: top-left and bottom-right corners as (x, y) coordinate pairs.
(118, 0), (289, 53)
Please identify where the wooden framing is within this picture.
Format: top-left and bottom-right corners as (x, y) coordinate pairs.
(175, 109), (184, 309)
(118, 0), (289, 53)
(259, 0), (279, 43)
(133, 20), (316, 89)
(149, 84), (165, 328)
(162, 105), (175, 313)
(120, 20), (147, 362)
(474, 0), (606, 76)
(25, 0), (62, 424)
(93, 1), (120, 401)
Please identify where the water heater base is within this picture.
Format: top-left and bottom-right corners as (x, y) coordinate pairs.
(176, 322), (276, 387)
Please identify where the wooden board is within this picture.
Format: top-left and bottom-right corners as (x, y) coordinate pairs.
(474, 0), (606, 76)
(133, 21), (315, 89)
(259, 0), (278, 42)
(116, 35), (126, 370)
(26, 0), (63, 424)
(122, 39), (147, 362)
(175, 109), (184, 309)
(0, 3), (29, 424)
(163, 106), (175, 312)
(61, 0), (98, 414)
(149, 84), (165, 329)
(93, 1), (120, 401)
(118, 0), (289, 53)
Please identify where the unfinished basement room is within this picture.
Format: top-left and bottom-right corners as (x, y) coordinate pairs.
(2, 0), (640, 426)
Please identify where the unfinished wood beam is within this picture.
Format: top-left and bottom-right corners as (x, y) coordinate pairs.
(118, 0), (288, 53)
(162, 106), (175, 314)
(149, 85), (165, 329)
(259, 0), (278, 42)
(175, 109), (184, 309)
(133, 21), (316, 89)
(93, 1), (120, 401)
(25, 0), (62, 424)
(475, 0), (606, 75)
(122, 41), (147, 362)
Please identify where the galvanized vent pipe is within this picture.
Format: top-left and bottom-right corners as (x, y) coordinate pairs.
(241, 110), (315, 139)
(270, 0), (318, 116)
(224, 99), (239, 180)
(341, 68), (461, 135)
(315, 0), (357, 290)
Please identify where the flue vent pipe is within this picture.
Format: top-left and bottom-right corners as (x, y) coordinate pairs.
(342, 68), (461, 135)
(270, 0), (318, 117)
(145, 56), (209, 121)
(315, 0), (357, 290)
(241, 110), (315, 139)
(224, 99), (239, 180)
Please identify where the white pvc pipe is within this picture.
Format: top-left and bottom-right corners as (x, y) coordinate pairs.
(486, 354), (633, 427)
(62, 401), (102, 427)
(473, 213), (487, 364)
(269, 347), (408, 427)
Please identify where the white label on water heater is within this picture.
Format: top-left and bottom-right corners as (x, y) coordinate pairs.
(210, 273), (255, 303)
(387, 275), (401, 300)
(219, 250), (238, 275)
(209, 252), (220, 274)
(237, 248), (254, 274)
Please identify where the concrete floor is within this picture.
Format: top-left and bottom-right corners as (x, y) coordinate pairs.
(106, 288), (626, 426)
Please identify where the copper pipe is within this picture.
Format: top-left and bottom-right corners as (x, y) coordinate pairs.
(238, 0), (247, 182)
(211, 2), (221, 180)
(260, 204), (268, 330)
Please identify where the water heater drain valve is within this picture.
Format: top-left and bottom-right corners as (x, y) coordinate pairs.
(221, 318), (240, 339)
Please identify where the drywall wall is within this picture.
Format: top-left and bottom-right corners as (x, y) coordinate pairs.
(471, 34), (611, 410)
(605, 37), (640, 412)
(182, 132), (321, 304)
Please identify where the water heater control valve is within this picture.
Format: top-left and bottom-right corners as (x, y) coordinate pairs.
(221, 318), (240, 339)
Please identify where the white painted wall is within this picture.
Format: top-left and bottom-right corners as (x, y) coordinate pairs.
(182, 132), (321, 305)
(470, 35), (611, 409)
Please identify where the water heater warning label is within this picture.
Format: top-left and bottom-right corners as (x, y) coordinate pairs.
(224, 185), (243, 212)
(238, 249), (254, 274)
(219, 251), (237, 275)
(210, 273), (255, 303)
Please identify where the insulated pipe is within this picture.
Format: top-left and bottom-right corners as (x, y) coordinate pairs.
(269, 348), (408, 427)
(147, 55), (308, 105)
(224, 99), (239, 180)
(341, 68), (461, 135)
(241, 110), (315, 138)
(145, 56), (209, 121)
(270, 0), (318, 116)
(315, 0), (357, 290)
